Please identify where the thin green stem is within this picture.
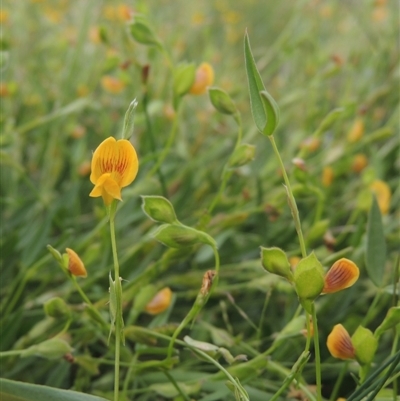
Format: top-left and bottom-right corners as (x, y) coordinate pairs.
(256, 289), (272, 347)
(109, 211), (123, 401)
(147, 104), (182, 178)
(312, 304), (322, 401)
(163, 370), (191, 401)
(361, 290), (382, 327)
(208, 169), (232, 215)
(329, 361), (349, 401)
(0, 350), (25, 358)
(268, 135), (307, 258)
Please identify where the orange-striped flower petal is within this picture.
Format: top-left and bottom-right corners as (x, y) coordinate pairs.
(145, 287), (172, 315)
(189, 63), (214, 95)
(89, 137), (138, 205)
(66, 248), (87, 277)
(327, 324), (355, 360)
(323, 258), (359, 294)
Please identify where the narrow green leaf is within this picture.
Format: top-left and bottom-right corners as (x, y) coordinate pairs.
(122, 98), (138, 139)
(260, 90), (280, 136)
(365, 196), (386, 287)
(244, 32), (266, 132)
(0, 378), (108, 401)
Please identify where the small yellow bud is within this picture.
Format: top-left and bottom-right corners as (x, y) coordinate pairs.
(370, 180), (391, 215)
(347, 118), (365, 143)
(322, 166), (334, 187)
(66, 248), (87, 277)
(351, 153), (368, 173)
(300, 137), (320, 152)
(101, 75), (125, 94)
(189, 63), (214, 95)
(145, 287), (172, 315)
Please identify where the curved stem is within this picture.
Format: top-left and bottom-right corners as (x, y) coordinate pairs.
(268, 135), (307, 258)
(109, 211), (123, 401)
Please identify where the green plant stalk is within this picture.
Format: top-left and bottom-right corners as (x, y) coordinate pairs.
(329, 361), (349, 401)
(142, 90), (168, 197)
(147, 104), (182, 178)
(311, 304), (322, 401)
(268, 135), (307, 258)
(163, 370), (191, 401)
(0, 350), (25, 358)
(256, 289), (272, 346)
(109, 211), (123, 401)
(361, 290), (382, 327)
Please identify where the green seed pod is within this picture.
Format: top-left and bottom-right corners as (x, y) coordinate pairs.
(43, 297), (71, 320)
(260, 246), (293, 281)
(141, 195), (179, 224)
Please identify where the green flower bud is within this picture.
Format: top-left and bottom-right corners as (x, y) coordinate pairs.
(22, 338), (73, 360)
(153, 224), (216, 248)
(43, 297), (71, 320)
(351, 326), (378, 365)
(375, 306), (400, 338)
(141, 195), (179, 224)
(228, 144), (256, 168)
(293, 252), (324, 312)
(208, 87), (237, 115)
(46, 244), (62, 264)
(173, 62), (196, 98)
(260, 246), (293, 281)
(129, 16), (161, 47)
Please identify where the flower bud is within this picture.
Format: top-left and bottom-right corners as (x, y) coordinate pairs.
(145, 287), (173, 315)
(260, 246), (293, 281)
(22, 338), (73, 360)
(293, 253), (325, 312)
(44, 297), (71, 320)
(189, 62), (214, 95)
(375, 306), (400, 338)
(153, 224), (216, 248)
(351, 153), (368, 173)
(173, 62), (196, 98)
(208, 87), (237, 115)
(228, 144), (255, 168)
(141, 195), (179, 224)
(327, 324), (355, 360)
(351, 326), (378, 365)
(322, 166), (334, 187)
(129, 16), (161, 47)
(322, 258), (359, 294)
(370, 179), (391, 215)
(347, 118), (365, 143)
(66, 248), (87, 277)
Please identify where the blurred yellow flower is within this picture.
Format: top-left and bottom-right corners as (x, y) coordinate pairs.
(117, 4), (133, 21)
(145, 287), (172, 315)
(300, 137), (321, 152)
(322, 166), (334, 187)
(370, 180), (391, 215)
(289, 256), (301, 269)
(191, 12), (205, 26)
(327, 324), (355, 360)
(223, 10), (241, 24)
(66, 248), (87, 277)
(76, 84), (90, 97)
(89, 137), (139, 205)
(78, 161), (91, 177)
(351, 153), (368, 173)
(0, 9), (9, 23)
(322, 258), (359, 294)
(89, 27), (101, 44)
(347, 118), (364, 143)
(190, 63), (214, 95)
(101, 76), (126, 94)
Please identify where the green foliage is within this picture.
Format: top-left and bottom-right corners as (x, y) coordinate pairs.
(1, 0), (398, 400)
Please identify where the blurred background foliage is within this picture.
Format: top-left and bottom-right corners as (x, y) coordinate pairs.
(0, 0), (399, 399)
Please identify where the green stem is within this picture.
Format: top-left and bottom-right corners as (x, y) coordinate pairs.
(256, 289), (272, 347)
(163, 370), (191, 401)
(109, 210), (123, 401)
(329, 361), (348, 401)
(147, 104), (182, 178)
(361, 290), (382, 327)
(312, 304), (322, 401)
(0, 350), (25, 358)
(208, 169), (232, 215)
(268, 135), (307, 258)
(143, 90), (168, 197)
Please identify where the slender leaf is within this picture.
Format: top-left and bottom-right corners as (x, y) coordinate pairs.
(365, 196), (386, 287)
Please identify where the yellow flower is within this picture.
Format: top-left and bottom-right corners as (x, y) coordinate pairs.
(322, 258), (359, 294)
(322, 166), (334, 187)
(89, 137), (139, 205)
(66, 248), (87, 277)
(327, 324), (356, 360)
(101, 76), (125, 94)
(370, 180), (391, 215)
(347, 118), (365, 143)
(189, 63), (214, 95)
(351, 153), (368, 173)
(145, 287), (172, 315)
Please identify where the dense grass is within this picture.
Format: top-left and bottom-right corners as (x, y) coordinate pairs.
(1, 0), (399, 400)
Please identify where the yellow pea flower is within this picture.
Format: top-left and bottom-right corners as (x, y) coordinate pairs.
(327, 324), (356, 360)
(189, 62), (214, 95)
(370, 179), (391, 215)
(322, 166), (334, 187)
(322, 258), (359, 294)
(145, 287), (172, 315)
(89, 137), (139, 205)
(66, 248), (87, 277)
